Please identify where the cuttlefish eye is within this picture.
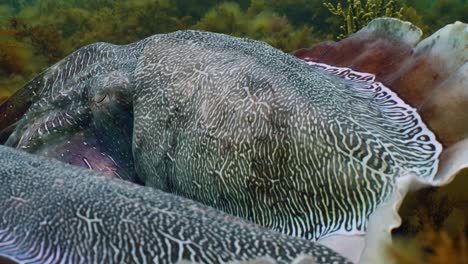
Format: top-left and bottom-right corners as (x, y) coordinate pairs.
(93, 90), (131, 109)
(90, 71), (132, 110)
(94, 93), (109, 104)
(84, 71), (136, 182)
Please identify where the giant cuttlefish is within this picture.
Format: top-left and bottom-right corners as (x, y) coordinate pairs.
(0, 145), (350, 263)
(0, 19), (442, 262)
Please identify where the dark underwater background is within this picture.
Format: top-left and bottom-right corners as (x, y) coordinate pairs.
(0, 0), (467, 101)
(0, 0), (467, 263)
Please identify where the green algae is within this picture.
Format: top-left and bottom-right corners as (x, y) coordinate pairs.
(0, 0), (466, 99)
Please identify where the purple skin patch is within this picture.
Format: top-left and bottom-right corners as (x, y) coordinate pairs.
(35, 130), (125, 179)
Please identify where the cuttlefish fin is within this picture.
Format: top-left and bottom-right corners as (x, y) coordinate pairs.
(295, 18), (468, 146)
(294, 18), (422, 83)
(361, 138), (468, 264)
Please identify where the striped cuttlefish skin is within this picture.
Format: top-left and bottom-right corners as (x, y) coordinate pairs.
(0, 145), (351, 264)
(1, 30), (441, 244)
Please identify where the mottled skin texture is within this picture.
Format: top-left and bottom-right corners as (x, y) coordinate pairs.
(0, 145), (350, 263)
(2, 30), (440, 242)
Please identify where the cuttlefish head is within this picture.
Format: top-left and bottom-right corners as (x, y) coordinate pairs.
(0, 43), (140, 182)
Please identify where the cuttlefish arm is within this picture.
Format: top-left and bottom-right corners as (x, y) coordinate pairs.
(0, 145), (350, 264)
(0, 74), (43, 143)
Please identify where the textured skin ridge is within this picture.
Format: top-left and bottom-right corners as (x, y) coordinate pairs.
(3, 30), (441, 241)
(0, 145), (349, 264)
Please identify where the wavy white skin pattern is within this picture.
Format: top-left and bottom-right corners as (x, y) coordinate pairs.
(0, 145), (350, 264)
(305, 61), (443, 183)
(132, 31), (441, 240)
(5, 30), (441, 242)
